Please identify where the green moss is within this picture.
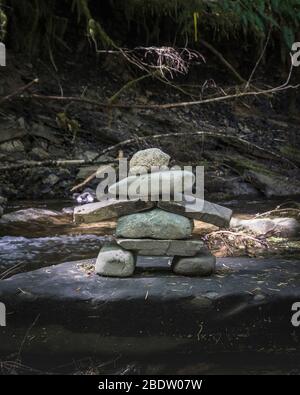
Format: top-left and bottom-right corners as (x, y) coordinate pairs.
(225, 154), (279, 177)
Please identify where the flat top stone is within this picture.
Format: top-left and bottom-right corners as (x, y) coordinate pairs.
(74, 199), (154, 223)
(108, 170), (195, 199)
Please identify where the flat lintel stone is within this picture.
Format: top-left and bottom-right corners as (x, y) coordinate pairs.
(74, 199), (154, 223)
(116, 238), (206, 256)
(158, 198), (232, 228)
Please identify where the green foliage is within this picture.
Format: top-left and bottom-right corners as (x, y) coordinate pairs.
(1, 0), (300, 60)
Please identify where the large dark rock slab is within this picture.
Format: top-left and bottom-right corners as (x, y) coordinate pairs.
(0, 257), (299, 357)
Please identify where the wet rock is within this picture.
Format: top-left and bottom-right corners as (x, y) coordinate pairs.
(0, 139), (25, 153)
(76, 165), (100, 180)
(30, 147), (49, 160)
(43, 174), (60, 187)
(0, 235), (107, 275)
(108, 170), (195, 199)
(81, 151), (99, 162)
(129, 148), (170, 173)
(205, 174), (259, 200)
(0, 257), (299, 357)
(272, 218), (300, 238)
(0, 208), (72, 237)
(0, 196), (7, 218)
(0, 196), (7, 206)
(245, 170), (300, 197)
(158, 198), (232, 228)
(0, 208), (61, 223)
(74, 199), (155, 223)
(230, 217), (300, 237)
(172, 252), (216, 276)
(116, 209), (194, 239)
(116, 238), (205, 256)
(95, 244), (136, 277)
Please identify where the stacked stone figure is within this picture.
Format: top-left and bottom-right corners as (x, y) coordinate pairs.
(74, 148), (232, 277)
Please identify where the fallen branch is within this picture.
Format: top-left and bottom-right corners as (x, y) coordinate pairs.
(70, 164), (114, 192)
(22, 81), (299, 111)
(205, 230), (269, 257)
(0, 158), (115, 172)
(91, 130), (297, 167)
(108, 73), (153, 104)
(245, 28), (272, 90)
(0, 78), (39, 105)
(1, 128), (295, 175)
(207, 230), (268, 246)
(255, 207), (300, 219)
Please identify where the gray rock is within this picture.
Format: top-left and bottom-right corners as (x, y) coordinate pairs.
(172, 252), (216, 276)
(116, 238), (205, 256)
(31, 147), (49, 160)
(245, 170), (300, 197)
(76, 165), (101, 180)
(0, 208), (73, 237)
(230, 217), (300, 237)
(0, 206), (3, 218)
(272, 218), (300, 238)
(82, 151), (100, 162)
(116, 209), (194, 239)
(0, 139), (25, 153)
(95, 244), (135, 277)
(43, 174), (60, 187)
(0, 196), (7, 206)
(230, 217), (275, 235)
(108, 170), (195, 199)
(129, 148), (170, 173)
(74, 199), (155, 223)
(0, 208), (60, 223)
(0, 257), (299, 358)
(158, 198), (232, 228)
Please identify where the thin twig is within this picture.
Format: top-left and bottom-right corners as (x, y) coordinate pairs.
(199, 39), (246, 84)
(245, 28), (272, 90)
(26, 80), (299, 111)
(0, 78), (39, 105)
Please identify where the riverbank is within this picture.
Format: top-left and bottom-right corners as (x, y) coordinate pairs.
(1, 53), (300, 204)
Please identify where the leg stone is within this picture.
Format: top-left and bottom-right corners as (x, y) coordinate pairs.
(95, 244), (136, 277)
(172, 251), (216, 276)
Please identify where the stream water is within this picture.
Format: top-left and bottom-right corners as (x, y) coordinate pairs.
(0, 197), (292, 276)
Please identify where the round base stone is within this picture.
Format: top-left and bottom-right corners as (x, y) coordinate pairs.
(95, 244), (136, 277)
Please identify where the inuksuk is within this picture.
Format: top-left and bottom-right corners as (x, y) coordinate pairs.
(74, 148), (232, 277)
